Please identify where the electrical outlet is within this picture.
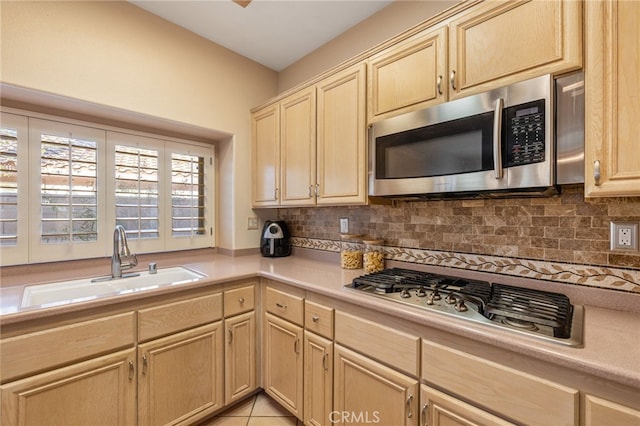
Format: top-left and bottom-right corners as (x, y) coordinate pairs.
(340, 217), (349, 234)
(610, 222), (639, 251)
(247, 217), (258, 230)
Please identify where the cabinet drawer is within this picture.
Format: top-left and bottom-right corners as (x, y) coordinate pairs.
(224, 284), (255, 317)
(0, 312), (135, 383)
(265, 286), (304, 326)
(334, 311), (420, 376)
(138, 293), (222, 342)
(304, 300), (334, 339)
(422, 340), (579, 426)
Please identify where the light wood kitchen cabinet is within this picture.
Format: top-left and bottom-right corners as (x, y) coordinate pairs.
(316, 62), (367, 205)
(448, 0), (582, 99)
(421, 339), (579, 426)
(251, 103), (280, 207)
(252, 63), (367, 207)
(304, 330), (333, 426)
(280, 86), (317, 206)
(263, 312), (304, 419)
(224, 310), (256, 405)
(420, 384), (515, 426)
(584, 0), (640, 197)
(368, 25), (447, 122)
(138, 322), (224, 426)
(1, 348), (136, 426)
(333, 344), (419, 426)
(584, 394), (640, 426)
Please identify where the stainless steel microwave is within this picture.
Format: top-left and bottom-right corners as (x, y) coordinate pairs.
(368, 73), (584, 199)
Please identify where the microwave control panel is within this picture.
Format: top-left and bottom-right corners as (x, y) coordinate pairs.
(504, 99), (546, 167)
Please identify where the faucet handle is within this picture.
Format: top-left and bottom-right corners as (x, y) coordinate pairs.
(149, 262), (157, 274)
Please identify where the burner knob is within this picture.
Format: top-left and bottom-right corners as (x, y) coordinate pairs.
(445, 294), (457, 304)
(400, 288), (411, 299)
(454, 299), (468, 312)
(425, 293), (435, 305)
(432, 289), (442, 301)
(416, 286), (427, 297)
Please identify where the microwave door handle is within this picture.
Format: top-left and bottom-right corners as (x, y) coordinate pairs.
(493, 97), (504, 179)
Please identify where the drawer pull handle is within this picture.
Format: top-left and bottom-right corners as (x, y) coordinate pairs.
(238, 297), (245, 304)
(142, 354), (148, 376)
(312, 315), (320, 323)
(421, 402), (429, 426)
(294, 338), (300, 354)
(323, 352), (329, 371)
(276, 302), (287, 309)
(228, 328), (233, 343)
(594, 160), (601, 186)
(128, 360), (135, 381)
(436, 75), (443, 95)
(406, 394), (413, 418)
(450, 70), (456, 91)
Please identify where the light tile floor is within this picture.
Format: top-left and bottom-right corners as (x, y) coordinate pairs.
(198, 391), (302, 426)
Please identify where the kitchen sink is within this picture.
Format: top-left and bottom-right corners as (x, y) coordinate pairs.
(21, 266), (207, 308)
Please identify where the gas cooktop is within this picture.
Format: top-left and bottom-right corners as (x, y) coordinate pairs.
(345, 268), (583, 347)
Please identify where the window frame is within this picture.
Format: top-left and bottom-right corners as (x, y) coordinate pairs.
(0, 108), (216, 266)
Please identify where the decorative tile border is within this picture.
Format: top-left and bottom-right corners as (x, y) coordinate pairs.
(291, 237), (640, 293)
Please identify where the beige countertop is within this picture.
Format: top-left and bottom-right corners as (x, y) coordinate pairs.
(1, 249), (639, 390)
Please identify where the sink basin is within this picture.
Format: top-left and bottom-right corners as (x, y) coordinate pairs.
(21, 267), (207, 308)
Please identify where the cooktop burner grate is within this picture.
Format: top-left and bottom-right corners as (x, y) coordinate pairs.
(348, 268), (580, 344)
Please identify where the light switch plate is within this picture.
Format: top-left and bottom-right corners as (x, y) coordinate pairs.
(340, 218), (349, 234)
(610, 222), (639, 251)
(248, 216), (259, 230)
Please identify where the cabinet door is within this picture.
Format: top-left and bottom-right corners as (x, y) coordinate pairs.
(252, 103), (280, 206)
(316, 63), (367, 206)
(448, 0), (582, 99)
(280, 86), (316, 206)
(138, 322), (224, 426)
(1, 349), (136, 426)
(225, 311), (256, 405)
(584, 394), (640, 426)
(368, 25), (447, 121)
(333, 344), (419, 426)
(584, 0), (640, 197)
(304, 331), (333, 426)
(264, 312), (303, 419)
(420, 384), (515, 426)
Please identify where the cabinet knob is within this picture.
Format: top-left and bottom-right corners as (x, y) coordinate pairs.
(594, 160), (601, 186)
(238, 297), (245, 304)
(312, 315), (320, 323)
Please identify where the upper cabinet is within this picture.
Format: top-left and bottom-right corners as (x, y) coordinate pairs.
(367, 26), (447, 122)
(584, 0), (640, 198)
(367, 0), (583, 122)
(448, 0), (582, 99)
(252, 63), (367, 208)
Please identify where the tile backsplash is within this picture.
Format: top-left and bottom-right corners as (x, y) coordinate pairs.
(277, 185), (640, 291)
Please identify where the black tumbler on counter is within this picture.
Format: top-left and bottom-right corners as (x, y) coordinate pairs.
(260, 220), (291, 257)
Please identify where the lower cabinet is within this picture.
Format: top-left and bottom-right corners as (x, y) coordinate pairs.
(420, 384), (515, 426)
(263, 312), (303, 419)
(137, 322), (224, 426)
(0, 349), (137, 426)
(333, 343), (419, 426)
(224, 310), (256, 405)
(304, 330), (333, 426)
(584, 394), (640, 426)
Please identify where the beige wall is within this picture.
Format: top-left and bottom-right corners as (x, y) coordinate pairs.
(278, 0), (458, 92)
(1, 1), (278, 251)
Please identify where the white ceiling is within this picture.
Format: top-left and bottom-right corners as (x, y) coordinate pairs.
(129, 0), (394, 71)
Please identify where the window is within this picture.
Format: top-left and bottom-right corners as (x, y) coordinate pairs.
(0, 111), (215, 266)
(0, 112), (29, 265)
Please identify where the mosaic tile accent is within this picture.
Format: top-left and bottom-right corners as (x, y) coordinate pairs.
(291, 237), (640, 293)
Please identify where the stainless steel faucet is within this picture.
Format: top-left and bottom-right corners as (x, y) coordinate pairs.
(111, 225), (138, 279)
